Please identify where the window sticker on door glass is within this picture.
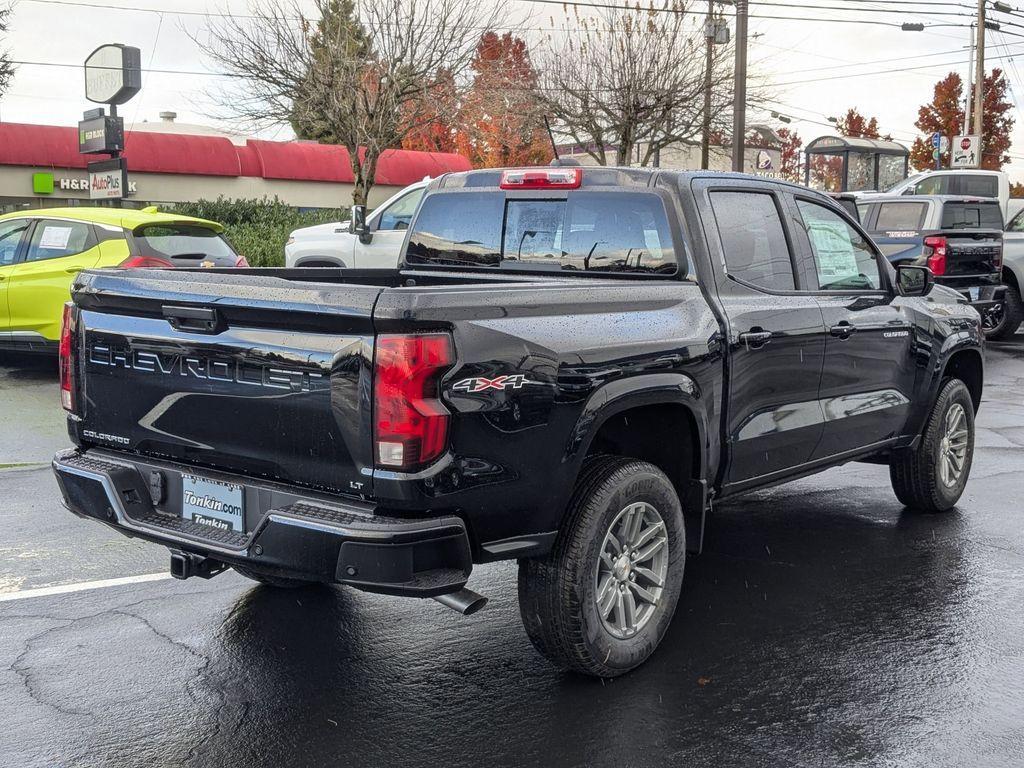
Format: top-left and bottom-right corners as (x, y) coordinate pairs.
(806, 221), (859, 281)
(38, 226), (74, 250)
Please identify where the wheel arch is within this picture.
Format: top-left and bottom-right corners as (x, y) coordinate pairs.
(942, 347), (983, 412)
(568, 374), (709, 553)
(294, 257), (347, 268)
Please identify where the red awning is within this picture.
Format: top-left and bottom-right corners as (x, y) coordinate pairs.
(0, 122), (472, 184)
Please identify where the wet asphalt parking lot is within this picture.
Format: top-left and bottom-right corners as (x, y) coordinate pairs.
(2, 345), (1024, 768)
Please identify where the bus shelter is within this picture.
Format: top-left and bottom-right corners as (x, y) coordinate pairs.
(804, 135), (909, 193)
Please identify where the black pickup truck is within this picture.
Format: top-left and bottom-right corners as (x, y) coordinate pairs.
(53, 168), (983, 678)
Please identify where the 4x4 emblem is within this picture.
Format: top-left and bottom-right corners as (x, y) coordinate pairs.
(452, 374), (529, 393)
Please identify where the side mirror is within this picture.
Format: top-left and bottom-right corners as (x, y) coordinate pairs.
(896, 264), (934, 297)
(901, 188), (915, 196)
(348, 205), (372, 244)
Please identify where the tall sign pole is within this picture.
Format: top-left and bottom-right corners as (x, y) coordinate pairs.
(964, 23), (974, 136)
(731, 0), (748, 172)
(973, 0), (985, 137)
(82, 44), (141, 207)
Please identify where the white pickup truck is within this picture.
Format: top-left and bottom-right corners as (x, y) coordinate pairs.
(860, 169), (1016, 221)
(284, 180), (427, 268)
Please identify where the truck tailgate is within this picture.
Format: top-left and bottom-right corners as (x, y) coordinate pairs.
(71, 269), (380, 498)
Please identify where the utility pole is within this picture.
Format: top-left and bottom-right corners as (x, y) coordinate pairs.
(973, 0), (986, 137)
(731, 0), (748, 172)
(701, 1), (715, 170)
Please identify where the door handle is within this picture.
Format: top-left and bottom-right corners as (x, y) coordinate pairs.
(830, 322), (858, 339)
(739, 328), (773, 349)
(64, 267), (84, 274)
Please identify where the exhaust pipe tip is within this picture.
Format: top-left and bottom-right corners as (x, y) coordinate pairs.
(434, 588), (488, 616)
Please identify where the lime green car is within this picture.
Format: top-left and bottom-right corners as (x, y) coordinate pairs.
(0, 207), (246, 352)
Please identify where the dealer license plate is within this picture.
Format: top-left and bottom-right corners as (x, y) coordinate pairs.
(181, 474), (245, 532)
(968, 287), (980, 302)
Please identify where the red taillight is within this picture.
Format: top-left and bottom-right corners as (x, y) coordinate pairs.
(119, 255), (174, 269)
(924, 235), (947, 276)
(59, 303), (74, 412)
(499, 167), (582, 190)
(374, 334), (454, 471)
(235, 255), (250, 268)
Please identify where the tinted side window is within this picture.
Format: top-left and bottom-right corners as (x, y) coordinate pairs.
(0, 219), (31, 267)
(709, 191), (795, 291)
(796, 200), (881, 291)
(874, 202), (927, 231)
(377, 188), (425, 231)
(1008, 211), (1024, 233)
(25, 220), (93, 262)
(959, 175), (998, 198)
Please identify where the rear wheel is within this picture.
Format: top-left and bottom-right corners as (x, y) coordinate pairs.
(233, 565), (317, 589)
(890, 378), (975, 512)
(981, 283), (1024, 341)
(518, 456), (686, 678)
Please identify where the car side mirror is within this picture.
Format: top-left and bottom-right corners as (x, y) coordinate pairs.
(896, 264), (934, 297)
(349, 205), (372, 244)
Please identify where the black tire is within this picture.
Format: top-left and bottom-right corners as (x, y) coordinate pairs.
(890, 378), (975, 512)
(982, 283), (1024, 341)
(518, 456), (686, 678)
(233, 565), (317, 589)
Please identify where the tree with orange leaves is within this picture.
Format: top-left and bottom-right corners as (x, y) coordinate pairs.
(909, 70), (1015, 171)
(455, 32), (552, 168)
(835, 108), (883, 140)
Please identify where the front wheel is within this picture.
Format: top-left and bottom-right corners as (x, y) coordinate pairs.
(890, 378), (975, 512)
(518, 456), (686, 678)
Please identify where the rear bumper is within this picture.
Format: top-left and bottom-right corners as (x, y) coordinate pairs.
(52, 448), (472, 597)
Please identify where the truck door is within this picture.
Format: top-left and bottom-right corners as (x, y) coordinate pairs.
(788, 195), (917, 460)
(698, 183), (828, 489)
(358, 186), (425, 268)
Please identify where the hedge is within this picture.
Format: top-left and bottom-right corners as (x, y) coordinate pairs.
(167, 197), (348, 267)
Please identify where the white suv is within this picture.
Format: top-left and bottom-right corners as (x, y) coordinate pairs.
(285, 180), (427, 268)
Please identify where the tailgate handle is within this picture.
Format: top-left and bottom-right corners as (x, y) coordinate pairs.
(163, 305), (223, 334)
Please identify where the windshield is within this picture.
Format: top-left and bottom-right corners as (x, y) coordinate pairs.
(884, 173), (919, 193)
(404, 191), (681, 276)
(133, 224), (238, 263)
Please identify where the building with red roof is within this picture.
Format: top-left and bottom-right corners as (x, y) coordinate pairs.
(0, 116), (472, 213)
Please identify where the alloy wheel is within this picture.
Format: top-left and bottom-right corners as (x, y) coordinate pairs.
(938, 402), (969, 488)
(594, 501), (669, 639)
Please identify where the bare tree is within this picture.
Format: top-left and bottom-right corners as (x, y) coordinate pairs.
(539, 2), (741, 167)
(198, 0), (505, 205)
(0, 4), (15, 99)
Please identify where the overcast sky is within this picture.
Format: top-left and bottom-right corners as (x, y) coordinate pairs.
(2, 0), (1023, 182)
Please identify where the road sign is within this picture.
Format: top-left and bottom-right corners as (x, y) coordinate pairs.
(932, 132), (943, 148)
(952, 135), (981, 168)
(933, 149), (942, 160)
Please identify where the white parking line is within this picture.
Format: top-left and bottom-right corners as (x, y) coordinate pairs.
(0, 572), (172, 602)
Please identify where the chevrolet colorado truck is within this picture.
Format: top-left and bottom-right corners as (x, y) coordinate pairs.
(52, 167), (983, 678)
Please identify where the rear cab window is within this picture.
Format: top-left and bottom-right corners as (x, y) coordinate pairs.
(940, 201), (1003, 230)
(874, 202), (927, 231)
(404, 190), (681, 276)
(131, 223), (240, 267)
